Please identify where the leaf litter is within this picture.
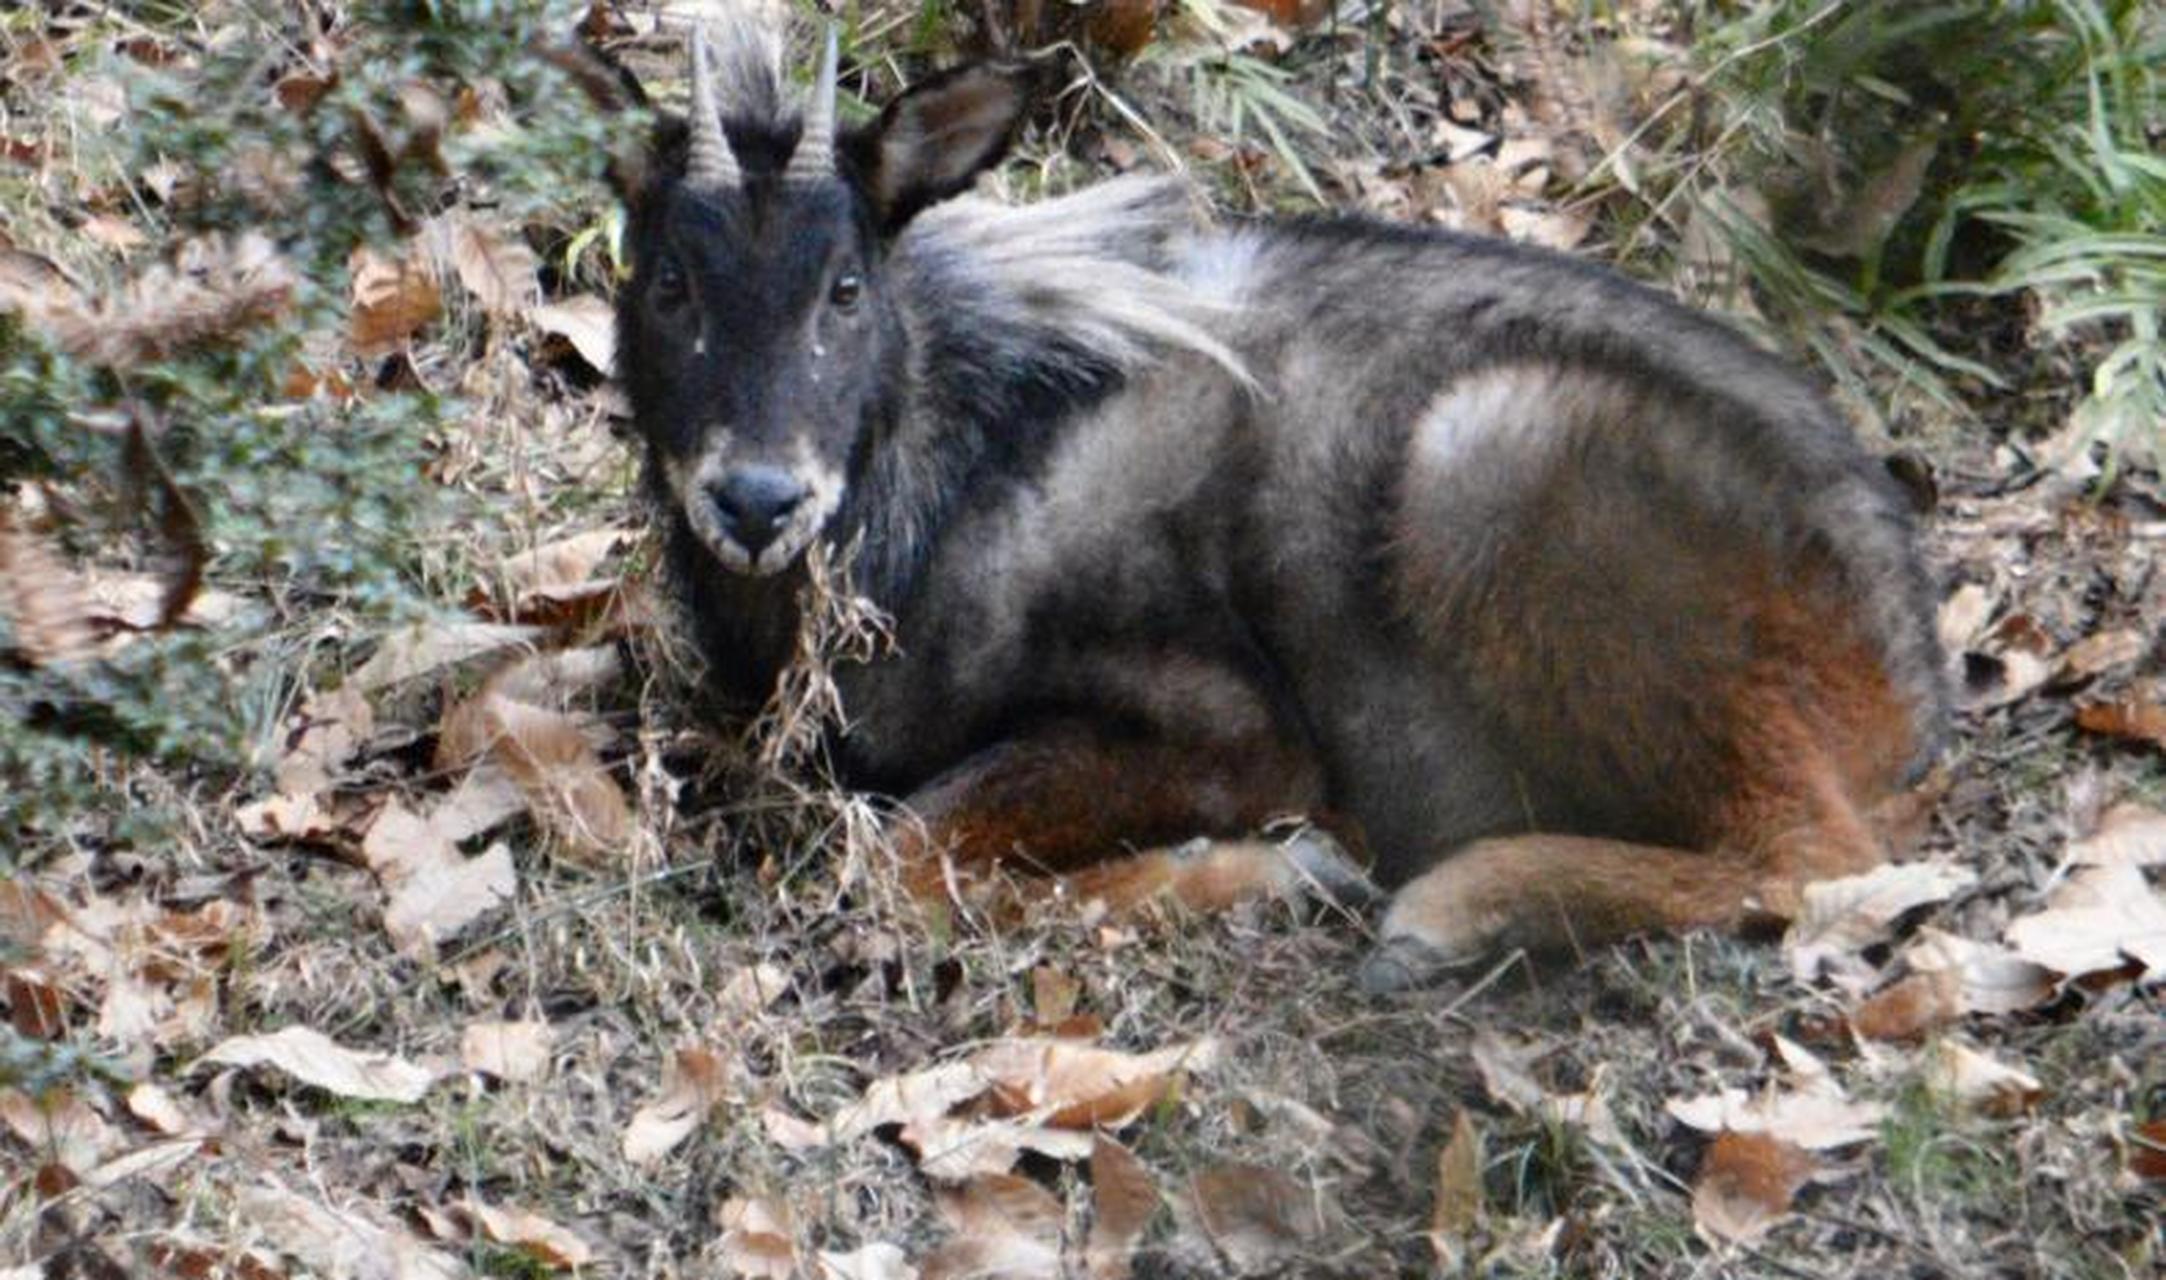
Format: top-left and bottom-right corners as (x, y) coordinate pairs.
(6, 5), (2165, 1278)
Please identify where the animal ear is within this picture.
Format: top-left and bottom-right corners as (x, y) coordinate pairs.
(848, 63), (1030, 233)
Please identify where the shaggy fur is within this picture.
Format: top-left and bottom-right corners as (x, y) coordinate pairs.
(616, 22), (1948, 987)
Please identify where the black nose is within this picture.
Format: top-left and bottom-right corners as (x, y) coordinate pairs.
(710, 465), (809, 558)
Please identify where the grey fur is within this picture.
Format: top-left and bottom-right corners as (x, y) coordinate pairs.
(623, 24), (1948, 912)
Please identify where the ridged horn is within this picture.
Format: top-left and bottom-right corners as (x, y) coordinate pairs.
(783, 27), (838, 183)
(684, 28), (742, 192)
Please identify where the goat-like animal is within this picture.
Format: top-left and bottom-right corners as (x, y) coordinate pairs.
(614, 21), (1947, 990)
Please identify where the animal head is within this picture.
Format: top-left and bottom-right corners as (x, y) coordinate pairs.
(616, 21), (1028, 576)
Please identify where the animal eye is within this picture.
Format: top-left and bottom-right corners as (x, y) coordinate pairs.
(829, 272), (864, 310)
(651, 261), (688, 308)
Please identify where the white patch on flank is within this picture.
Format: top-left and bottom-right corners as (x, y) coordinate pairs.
(1407, 365), (1567, 481)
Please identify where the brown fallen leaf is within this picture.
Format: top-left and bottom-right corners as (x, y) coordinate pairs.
(2056, 628), (2149, 683)
(460, 1199), (593, 1270)
(126, 1082), (211, 1138)
(1853, 927), (2056, 1041)
(908, 1112), (1094, 1182)
(974, 1036), (1219, 1129)
(240, 1182), (463, 1280)
(1428, 1107), (1484, 1266)
(1468, 1030), (1626, 1148)
(0, 516), (100, 666)
(717, 962), (790, 1020)
(349, 245), (441, 355)
(437, 692), (632, 860)
(1785, 860), (1977, 989)
(0, 1086), (122, 1175)
(493, 528), (634, 601)
(1850, 971), (1959, 1042)
(624, 1045), (731, 1165)
(1922, 1040), (2045, 1116)
(1086, 1135), (1157, 1280)
(716, 1195), (797, 1279)
(1960, 619), (2057, 710)
(460, 1019), (554, 1083)
(35, 232), (299, 367)
(2067, 802), (2166, 869)
(199, 1025), (438, 1104)
(362, 800), (518, 959)
(1665, 1083), (1885, 1150)
(1936, 582), (1993, 654)
(529, 293), (616, 374)
(817, 1243), (918, 1280)
(1902, 927), (2058, 1015)
(2004, 862), (2166, 981)
(1184, 1163), (1322, 1271)
(921, 1175), (1063, 1280)
(2074, 693), (2166, 750)
(2129, 1118), (2166, 1182)
(1691, 1131), (1821, 1246)
(442, 215), (540, 315)
(349, 620), (545, 692)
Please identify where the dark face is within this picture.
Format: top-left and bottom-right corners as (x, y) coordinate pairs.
(621, 176), (888, 577)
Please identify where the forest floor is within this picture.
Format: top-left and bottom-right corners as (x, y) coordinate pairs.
(2, 3), (2162, 1278)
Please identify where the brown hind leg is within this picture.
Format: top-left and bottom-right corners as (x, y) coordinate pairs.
(1358, 749), (1888, 993)
(893, 725), (1374, 914)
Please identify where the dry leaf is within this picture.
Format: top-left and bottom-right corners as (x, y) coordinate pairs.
(460, 1020), (554, 1083)
(624, 1045), (730, 1165)
(1086, 1135), (1157, 1280)
(1185, 1163), (1321, 1270)
(437, 692), (631, 860)
(1922, 1041), (2044, 1116)
(1468, 1031), (1625, 1148)
(445, 216), (540, 315)
(1936, 583), (1993, 653)
(974, 1036), (1218, 1129)
(1691, 1131), (1821, 1245)
(1785, 860), (1977, 988)
(32, 232), (298, 367)
(2075, 694), (2166, 749)
(718, 962), (789, 1019)
(1429, 1107), (1483, 1260)
(0, 517), (100, 666)
(922, 1175), (1063, 1280)
(349, 246), (441, 355)
(824, 1061), (988, 1147)
(363, 801), (518, 959)
(461, 1199), (593, 1270)
(0, 1086), (122, 1174)
(818, 1243), (918, 1280)
(127, 1082), (209, 1137)
(2004, 862), (2166, 980)
(1031, 965), (1082, 1027)
(2129, 1118), (2166, 1182)
(1665, 1084), (1885, 1150)
(529, 294), (616, 374)
(1851, 971), (1959, 1041)
(199, 1025), (438, 1104)
(240, 1183), (463, 1280)
(909, 1112), (1094, 1182)
(2067, 803), (2166, 869)
(350, 620), (544, 691)
(1902, 927), (2056, 1016)
(496, 529), (633, 599)
(717, 1195), (797, 1279)
(2056, 628), (2148, 682)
